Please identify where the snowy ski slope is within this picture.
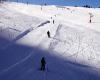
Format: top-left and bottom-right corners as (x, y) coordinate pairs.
(0, 2), (100, 80)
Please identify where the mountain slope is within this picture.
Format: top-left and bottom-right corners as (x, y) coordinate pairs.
(0, 2), (100, 80)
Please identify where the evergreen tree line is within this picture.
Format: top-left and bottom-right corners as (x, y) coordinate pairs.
(83, 5), (92, 8)
(83, 5), (100, 8)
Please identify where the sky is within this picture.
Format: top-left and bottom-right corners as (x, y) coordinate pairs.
(9, 0), (100, 7)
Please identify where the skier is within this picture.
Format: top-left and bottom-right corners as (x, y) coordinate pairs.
(40, 57), (46, 71)
(50, 17), (52, 19)
(26, 1), (28, 5)
(89, 19), (91, 23)
(89, 13), (93, 23)
(41, 5), (42, 10)
(47, 31), (50, 38)
(53, 20), (54, 24)
(44, 3), (47, 6)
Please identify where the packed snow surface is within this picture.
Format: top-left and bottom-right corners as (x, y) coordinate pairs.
(0, 2), (100, 80)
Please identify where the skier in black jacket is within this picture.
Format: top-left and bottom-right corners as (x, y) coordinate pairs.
(47, 31), (50, 38)
(40, 57), (46, 71)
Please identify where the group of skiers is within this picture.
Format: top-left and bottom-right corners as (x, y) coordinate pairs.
(46, 19), (55, 38)
(40, 30), (50, 71)
(39, 30), (50, 71)
(40, 18), (55, 71)
(40, 20), (55, 71)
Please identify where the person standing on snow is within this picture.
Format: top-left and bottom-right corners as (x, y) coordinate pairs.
(47, 31), (51, 38)
(89, 13), (93, 23)
(40, 57), (46, 71)
(53, 20), (55, 24)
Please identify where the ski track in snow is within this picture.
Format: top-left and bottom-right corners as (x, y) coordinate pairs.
(0, 51), (34, 75)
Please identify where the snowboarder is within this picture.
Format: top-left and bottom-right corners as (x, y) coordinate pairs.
(47, 31), (50, 38)
(40, 57), (46, 71)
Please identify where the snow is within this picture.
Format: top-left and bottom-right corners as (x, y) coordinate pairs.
(0, 2), (100, 80)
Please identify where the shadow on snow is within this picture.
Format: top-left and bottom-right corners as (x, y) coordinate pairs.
(0, 34), (100, 80)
